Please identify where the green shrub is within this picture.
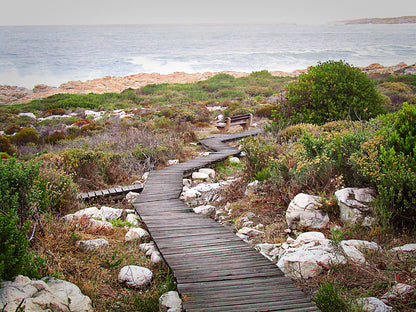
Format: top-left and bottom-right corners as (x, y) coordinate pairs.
(350, 104), (416, 228)
(0, 208), (43, 281)
(0, 134), (16, 156)
(10, 128), (39, 146)
(314, 281), (349, 312)
(274, 60), (385, 126)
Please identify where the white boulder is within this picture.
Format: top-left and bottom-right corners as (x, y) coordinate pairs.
(100, 206), (123, 221)
(382, 283), (413, 301)
(199, 168), (215, 179)
(389, 243), (416, 252)
(89, 219), (113, 230)
(159, 291), (182, 312)
(191, 171), (210, 181)
(76, 238), (109, 251)
(126, 191), (140, 203)
(125, 228), (150, 242)
(74, 207), (102, 220)
(355, 297), (393, 312)
(125, 213), (140, 226)
(118, 265), (153, 289)
(286, 193), (329, 230)
(0, 275), (93, 312)
(335, 187), (376, 224)
(229, 157), (240, 164)
(193, 205), (216, 216)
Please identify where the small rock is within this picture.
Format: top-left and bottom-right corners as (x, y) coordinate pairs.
(192, 171), (210, 181)
(199, 168), (215, 179)
(126, 191), (140, 203)
(118, 266), (153, 289)
(167, 159), (179, 166)
(193, 205), (216, 216)
(125, 213), (140, 226)
(101, 206), (123, 221)
(142, 172), (150, 181)
(286, 193), (329, 230)
(381, 283), (413, 301)
(237, 227), (264, 237)
(244, 180), (259, 196)
(76, 238), (109, 251)
(159, 291), (182, 312)
(229, 157), (240, 164)
(151, 251), (163, 264)
(18, 112), (36, 119)
(180, 189), (201, 204)
(182, 179), (192, 187)
(389, 243), (416, 252)
(355, 297), (393, 312)
(89, 219), (113, 229)
(125, 228), (150, 242)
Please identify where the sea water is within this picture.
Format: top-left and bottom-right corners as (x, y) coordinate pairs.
(0, 23), (415, 88)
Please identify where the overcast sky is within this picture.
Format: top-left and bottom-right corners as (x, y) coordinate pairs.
(1, 0), (415, 26)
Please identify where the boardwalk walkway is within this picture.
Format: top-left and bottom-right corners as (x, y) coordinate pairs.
(134, 129), (319, 311)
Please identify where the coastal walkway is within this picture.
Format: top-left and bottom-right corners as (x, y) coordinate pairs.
(134, 129), (319, 311)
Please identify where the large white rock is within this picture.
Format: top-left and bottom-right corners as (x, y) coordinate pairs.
(100, 206), (123, 221)
(159, 291), (182, 312)
(355, 297), (393, 312)
(335, 187), (376, 224)
(199, 168), (215, 179)
(193, 205), (216, 216)
(76, 238), (109, 251)
(0, 275), (93, 312)
(74, 207), (102, 220)
(286, 193), (329, 230)
(118, 266), (153, 289)
(276, 232), (345, 280)
(192, 171), (210, 181)
(125, 228), (150, 242)
(180, 189), (202, 206)
(191, 182), (221, 193)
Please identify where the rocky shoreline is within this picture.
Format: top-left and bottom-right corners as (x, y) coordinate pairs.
(1, 63), (415, 106)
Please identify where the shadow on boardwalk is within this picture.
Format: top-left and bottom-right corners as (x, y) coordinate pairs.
(134, 129), (320, 312)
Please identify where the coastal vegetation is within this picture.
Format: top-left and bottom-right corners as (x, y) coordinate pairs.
(1, 62), (416, 311)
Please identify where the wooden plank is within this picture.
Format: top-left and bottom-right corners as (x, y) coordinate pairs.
(101, 189), (109, 195)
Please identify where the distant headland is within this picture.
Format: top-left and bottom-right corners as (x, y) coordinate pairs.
(336, 16), (416, 25)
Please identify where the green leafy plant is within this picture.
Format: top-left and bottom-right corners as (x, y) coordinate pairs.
(273, 60), (385, 126)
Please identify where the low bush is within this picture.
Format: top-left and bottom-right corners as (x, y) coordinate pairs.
(0, 134), (16, 156)
(273, 60), (385, 126)
(10, 128), (39, 146)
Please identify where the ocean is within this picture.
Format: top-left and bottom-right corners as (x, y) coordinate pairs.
(0, 23), (415, 89)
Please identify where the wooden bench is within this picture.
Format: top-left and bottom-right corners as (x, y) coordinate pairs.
(216, 113), (253, 133)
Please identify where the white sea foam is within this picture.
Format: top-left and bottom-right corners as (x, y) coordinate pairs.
(126, 56), (201, 74)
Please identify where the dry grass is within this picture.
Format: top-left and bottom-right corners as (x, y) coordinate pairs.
(32, 210), (174, 312)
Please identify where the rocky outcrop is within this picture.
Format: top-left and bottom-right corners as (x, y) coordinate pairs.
(0, 275), (93, 312)
(2, 63), (414, 105)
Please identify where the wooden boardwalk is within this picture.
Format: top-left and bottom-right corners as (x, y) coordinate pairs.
(77, 183), (143, 200)
(134, 129), (320, 311)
